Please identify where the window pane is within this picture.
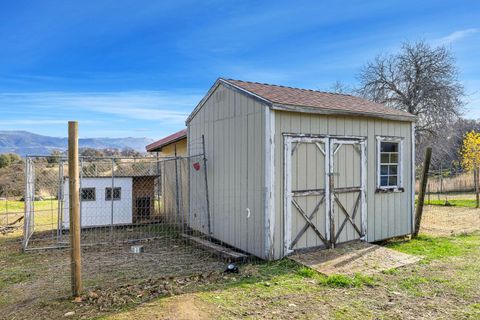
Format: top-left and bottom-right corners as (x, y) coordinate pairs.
(81, 188), (95, 201)
(380, 176), (388, 186)
(390, 153), (398, 163)
(380, 165), (389, 175)
(388, 176), (397, 186)
(388, 165), (397, 175)
(381, 142), (398, 152)
(105, 188), (112, 200)
(106, 187), (121, 200)
(380, 153), (389, 163)
(113, 188), (121, 200)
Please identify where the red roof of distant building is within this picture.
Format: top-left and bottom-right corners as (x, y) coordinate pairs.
(146, 129), (187, 152)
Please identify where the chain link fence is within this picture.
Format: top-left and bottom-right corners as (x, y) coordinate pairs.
(22, 154), (214, 249)
(7, 154), (231, 308)
(0, 161), (25, 235)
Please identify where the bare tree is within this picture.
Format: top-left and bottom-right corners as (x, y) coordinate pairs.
(424, 118), (480, 170)
(358, 41), (464, 139)
(329, 81), (353, 94)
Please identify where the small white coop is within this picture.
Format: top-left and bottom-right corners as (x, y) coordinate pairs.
(62, 177), (133, 228)
(62, 175), (157, 229)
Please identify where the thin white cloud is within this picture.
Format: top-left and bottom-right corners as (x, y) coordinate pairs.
(0, 119), (97, 126)
(0, 91), (201, 123)
(437, 28), (479, 45)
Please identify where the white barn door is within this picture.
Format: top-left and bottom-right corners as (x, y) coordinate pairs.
(284, 135), (366, 255)
(329, 138), (366, 246)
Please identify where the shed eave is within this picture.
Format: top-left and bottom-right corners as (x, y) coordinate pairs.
(146, 136), (187, 153)
(271, 104), (416, 122)
(185, 78), (273, 125)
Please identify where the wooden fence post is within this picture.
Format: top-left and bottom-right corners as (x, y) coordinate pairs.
(68, 121), (82, 297)
(413, 147), (432, 238)
(475, 168), (479, 208)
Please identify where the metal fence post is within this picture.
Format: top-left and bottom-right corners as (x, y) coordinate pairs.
(174, 145), (181, 226)
(111, 158), (115, 239)
(201, 135), (212, 236)
(57, 160), (64, 242)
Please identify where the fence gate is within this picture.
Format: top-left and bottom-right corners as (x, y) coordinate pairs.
(284, 135), (366, 255)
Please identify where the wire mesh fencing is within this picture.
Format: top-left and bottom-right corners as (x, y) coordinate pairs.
(416, 169), (480, 235)
(22, 155), (208, 249)
(0, 161), (25, 235)
(18, 154), (240, 296)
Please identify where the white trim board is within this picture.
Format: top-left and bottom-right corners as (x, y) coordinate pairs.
(376, 136), (405, 192)
(264, 108), (276, 259)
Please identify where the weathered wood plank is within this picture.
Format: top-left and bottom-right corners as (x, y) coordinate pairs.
(181, 234), (248, 261)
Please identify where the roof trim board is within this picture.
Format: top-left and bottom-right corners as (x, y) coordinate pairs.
(271, 103), (415, 122)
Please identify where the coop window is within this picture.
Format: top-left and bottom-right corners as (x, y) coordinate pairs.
(80, 188), (96, 201)
(105, 187), (121, 201)
(377, 137), (404, 190)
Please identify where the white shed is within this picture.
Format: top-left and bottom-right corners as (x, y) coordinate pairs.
(187, 78), (416, 260)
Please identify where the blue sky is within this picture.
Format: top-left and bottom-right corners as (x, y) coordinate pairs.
(0, 0), (479, 139)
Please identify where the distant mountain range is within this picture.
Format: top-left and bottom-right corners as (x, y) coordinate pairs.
(0, 131), (154, 156)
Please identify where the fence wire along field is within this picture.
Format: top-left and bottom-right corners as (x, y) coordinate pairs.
(417, 169), (480, 235)
(23, 155), (210, 250)
(3, 154), (236, 315)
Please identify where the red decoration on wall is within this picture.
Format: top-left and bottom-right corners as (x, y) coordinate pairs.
(193, 162), (201, 171)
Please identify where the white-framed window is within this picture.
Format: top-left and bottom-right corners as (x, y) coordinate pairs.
(376, 136), (404, 190)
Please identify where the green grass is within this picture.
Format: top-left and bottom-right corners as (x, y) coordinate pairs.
(381, 268), (400, 275)
(318, 273), (375, 288)
(386, 233), (479, 261)
(198, 233), (479, 318)
(0, 200), (60, 237)
(296, 266), (375, 287)
(422, 198), (478, 208)
(0, 200), (58, 213)
(0, 267), (32, 290)
(296, 266), (316, 278)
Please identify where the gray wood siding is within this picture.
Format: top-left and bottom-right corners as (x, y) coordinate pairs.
(188, 84), (266, 258)
(273, 111), (413, 259)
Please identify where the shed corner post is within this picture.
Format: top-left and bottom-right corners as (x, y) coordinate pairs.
(264, 107), (276, 260)
(411, 122), (416, 234)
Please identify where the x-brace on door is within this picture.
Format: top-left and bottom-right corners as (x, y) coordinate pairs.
(284, 135), (366, 255)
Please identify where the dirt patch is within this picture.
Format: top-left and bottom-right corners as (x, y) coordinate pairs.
(290, 241), (420, 275)
(421, 205), (480, 235)
(108, 294), (213, 320)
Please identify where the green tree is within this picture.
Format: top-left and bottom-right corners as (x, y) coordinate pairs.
(461, 130), (480, 208)
(0, 154), (11, 168)
(0, 153), (21, 169)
